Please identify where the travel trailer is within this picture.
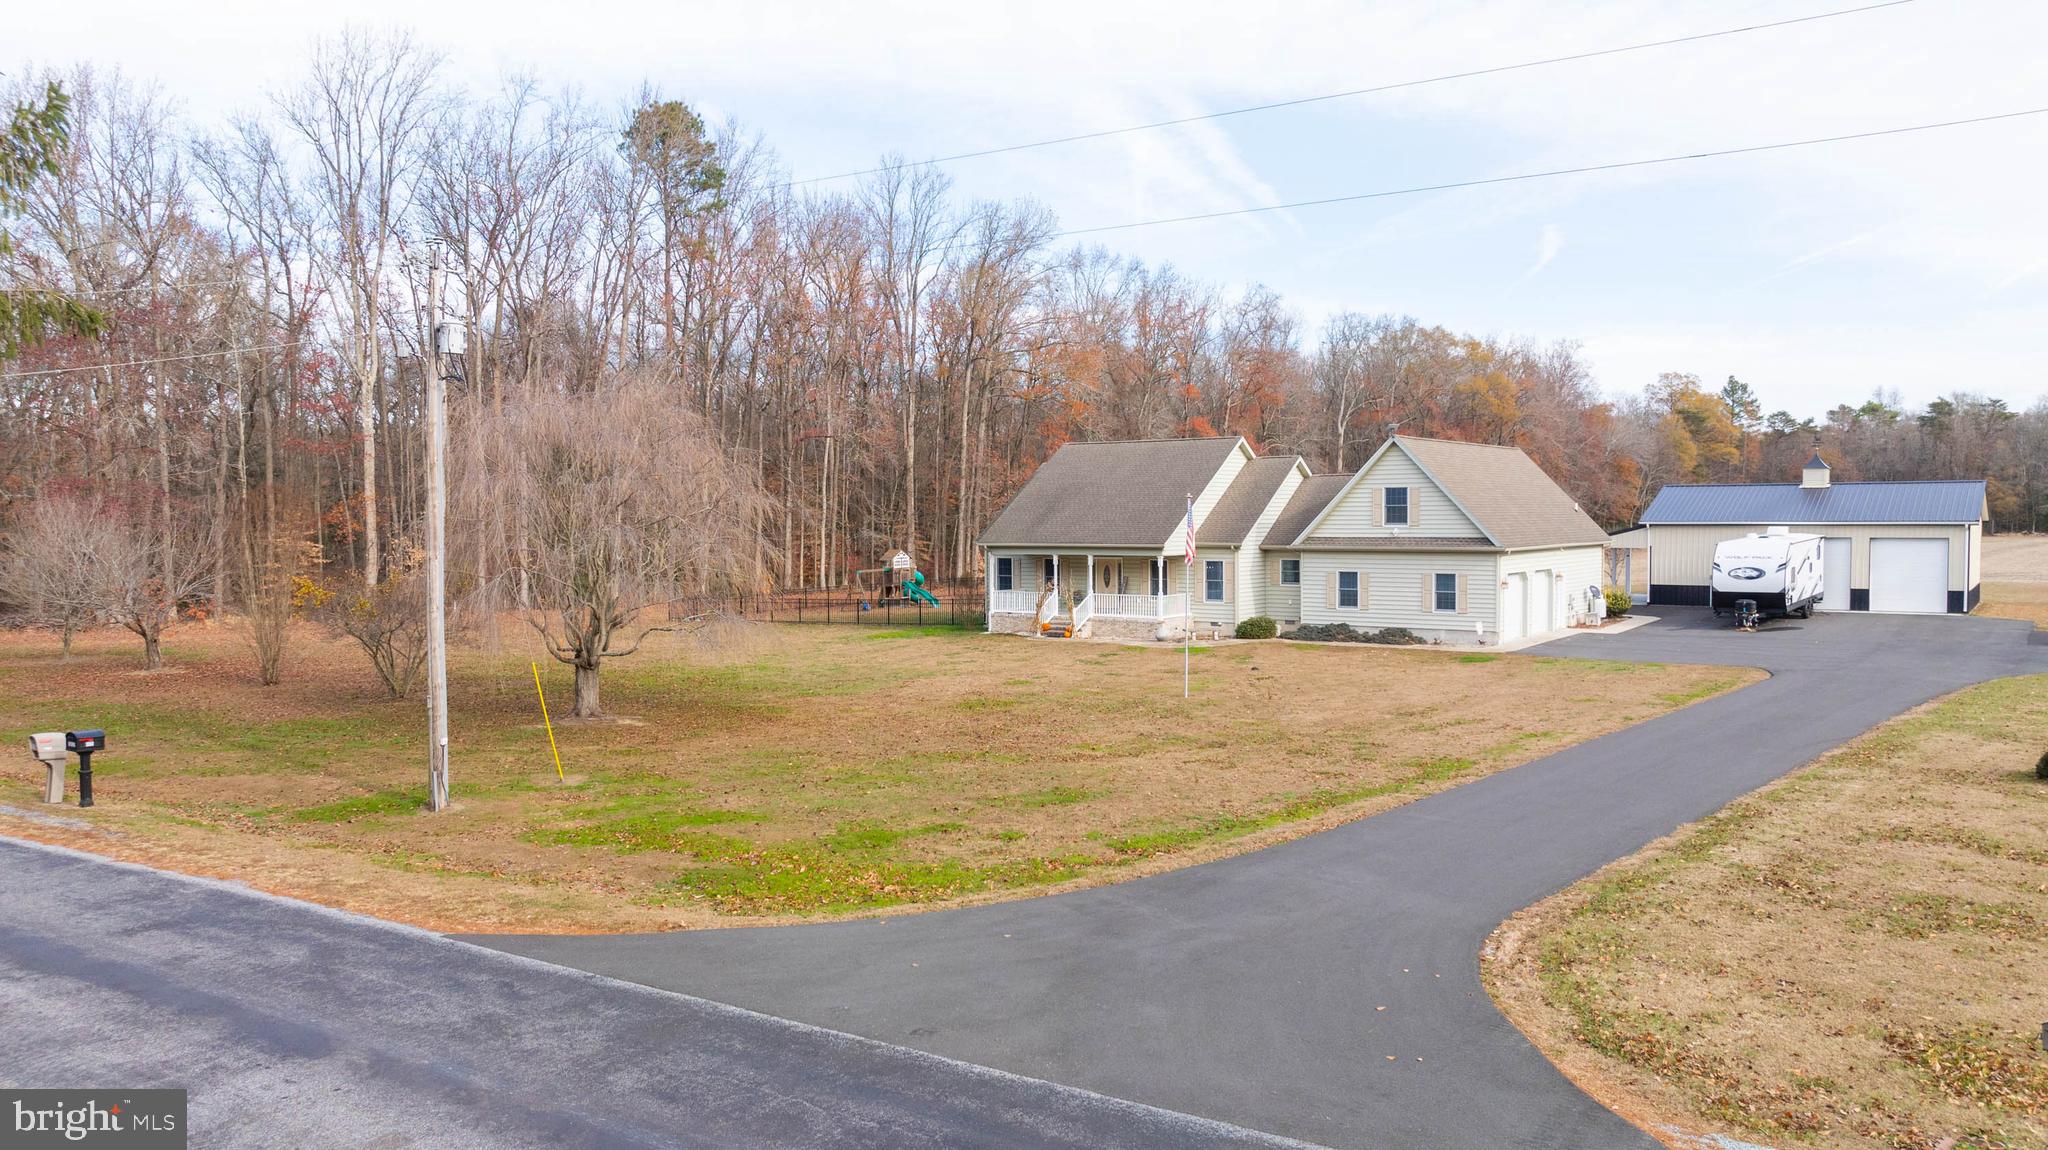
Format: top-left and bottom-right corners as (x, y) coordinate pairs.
(1710, 528), (1824, 620)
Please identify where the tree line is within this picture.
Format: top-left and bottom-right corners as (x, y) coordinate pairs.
(2, 34), (2044, 698)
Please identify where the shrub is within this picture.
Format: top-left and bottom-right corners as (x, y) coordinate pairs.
(1284, 623), (1426, 646)
(2037, 749), (2047, 781)
(1235, 616), (1278, 640)
(1603, 588), (1633, 618)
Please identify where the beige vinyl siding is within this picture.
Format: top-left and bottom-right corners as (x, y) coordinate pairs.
(1235, 466), (1304, 621)
(1264, 552), (1303, 622)
(1190, 548), (1239, 627)
(1305, 446), (1483, 540)
(1166, 440), (1252, 559)
(1298, 551), (1498, 641)
(1645, 523), (1976, 592)
(1968, 523), (1982, 594)
(1499, 545), (1605, 632)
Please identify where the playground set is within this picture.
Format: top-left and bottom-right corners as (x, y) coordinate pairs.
(850, 549), (943, 610)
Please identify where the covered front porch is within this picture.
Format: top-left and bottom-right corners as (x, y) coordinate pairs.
(983, 550), (1193, 638)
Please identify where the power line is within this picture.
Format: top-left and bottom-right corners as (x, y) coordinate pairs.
(0, 338), (310, 381)
(6, 106), (2038, 379)
(1047, 106), (2048, 240)
(0, 276), (253, 297)
(788, 0), (1922, 187)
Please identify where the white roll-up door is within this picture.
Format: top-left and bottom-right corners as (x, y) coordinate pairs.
(1820, 537), (1852, 611)
(1868, 538), (1948, 613)
(1500, 573), (1526, 640)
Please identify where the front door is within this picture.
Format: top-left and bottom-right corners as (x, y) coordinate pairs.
(1530, 571), (1554, 633)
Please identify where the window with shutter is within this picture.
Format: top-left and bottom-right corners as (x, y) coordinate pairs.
(1433, 572), (1458, 612)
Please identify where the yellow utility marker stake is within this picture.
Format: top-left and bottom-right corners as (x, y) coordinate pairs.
(531, 661), (565, 782)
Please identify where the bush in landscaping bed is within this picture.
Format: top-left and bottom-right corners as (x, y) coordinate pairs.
(1603, 588), (1633, 618)
(1284, 623), (1426, 645)
(1234, 616), (1278, 640)
(2038, 749), (2047, 780)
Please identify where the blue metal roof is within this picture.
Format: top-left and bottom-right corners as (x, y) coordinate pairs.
(1641, 480), (1986, 525)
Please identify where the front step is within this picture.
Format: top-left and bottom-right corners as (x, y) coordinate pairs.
(1038, 617), (1076, 638)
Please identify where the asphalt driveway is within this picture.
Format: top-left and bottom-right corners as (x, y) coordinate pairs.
(473, 610), (2047, 1149)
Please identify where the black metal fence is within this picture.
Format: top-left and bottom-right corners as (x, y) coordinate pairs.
(681, 580), (989, 629)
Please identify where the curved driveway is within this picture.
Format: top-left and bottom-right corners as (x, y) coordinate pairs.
(475, 610), (2047, 1148)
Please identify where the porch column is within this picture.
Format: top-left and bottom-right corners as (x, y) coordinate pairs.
(984, 548), (994, 632)
(1086, 554), (1094, 598)
(1051, 554), (1059, 602)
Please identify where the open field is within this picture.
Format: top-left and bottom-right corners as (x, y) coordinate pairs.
(1486, 673), (2048, 1150)
(0, 621), (1756, 933)
(1980, 535), (2048, 630)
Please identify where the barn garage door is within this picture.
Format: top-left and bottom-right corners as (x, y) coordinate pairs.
(1868, 538), (1948, 613)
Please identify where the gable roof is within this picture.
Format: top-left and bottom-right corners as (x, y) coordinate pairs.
(976, 437), (1247, 548)
(1641, 480), (1987, 525)
(1296, 436), (1608, 550)
(1195, 456), (1307, 545)
(1261, 473), (1352, 549)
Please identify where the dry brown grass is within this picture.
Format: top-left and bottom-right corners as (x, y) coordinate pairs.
(1978, 535), (2048, 630)
(0, 619), (1756, 933)
(1486, 674), (2048, 1150)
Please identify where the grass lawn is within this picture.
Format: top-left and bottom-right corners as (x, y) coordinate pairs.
(0, 619), (1756, 933)
(1485, 674), (2048, 1150)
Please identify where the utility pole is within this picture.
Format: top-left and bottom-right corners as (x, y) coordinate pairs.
(424, 241), (452, 812)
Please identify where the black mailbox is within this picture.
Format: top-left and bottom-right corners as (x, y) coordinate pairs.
(65, 729), (104, 807)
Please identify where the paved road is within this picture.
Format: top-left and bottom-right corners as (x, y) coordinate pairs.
(0, 838), (1319, 1150)
(474, 610), (2048, 1149)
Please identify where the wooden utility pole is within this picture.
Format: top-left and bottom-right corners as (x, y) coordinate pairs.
(424, 242), (452, 812)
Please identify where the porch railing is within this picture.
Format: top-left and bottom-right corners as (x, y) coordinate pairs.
(1093, 592), (1190, 619)
(1071, 593), (1094, 634)
(989, 590), (1039, 615)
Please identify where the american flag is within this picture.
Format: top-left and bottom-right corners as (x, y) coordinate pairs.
(1184, 495), (1196, 567)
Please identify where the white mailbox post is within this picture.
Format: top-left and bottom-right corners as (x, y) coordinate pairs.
(27, 732), (65, 804)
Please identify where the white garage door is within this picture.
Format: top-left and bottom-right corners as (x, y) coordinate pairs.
(1820, 537), (1852, 611)
(1500, 573), (1526, 640)
(1868, 538), (1948, 614)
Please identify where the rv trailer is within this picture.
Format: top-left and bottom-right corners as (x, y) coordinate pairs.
(1711, 528), (1825, 621)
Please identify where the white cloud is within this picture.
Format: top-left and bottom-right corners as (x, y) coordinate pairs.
(1522, 223), (1565, 280)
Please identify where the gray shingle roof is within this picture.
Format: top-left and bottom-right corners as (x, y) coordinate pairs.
(1390, 437), (1610, 549)
(1641, 481), (1987, 525)
(976, 437), (1245, 548)
(1261, 473), (1352, 548)
(1195, 456), (1304, 545)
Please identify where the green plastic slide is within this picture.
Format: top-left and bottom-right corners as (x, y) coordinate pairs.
(902, 569), (941, 607)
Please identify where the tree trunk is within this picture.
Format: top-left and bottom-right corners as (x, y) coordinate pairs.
(573, 661), (601, 718)
(143, 629), (163, 671)
(61, 625), (74, 659)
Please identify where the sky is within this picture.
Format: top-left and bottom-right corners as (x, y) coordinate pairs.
(19, 0), (2048, 418)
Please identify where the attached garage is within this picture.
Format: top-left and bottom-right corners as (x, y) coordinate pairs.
(1637, 451), (1987, 615)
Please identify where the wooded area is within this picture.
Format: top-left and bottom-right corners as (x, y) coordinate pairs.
(4, 34), (2045, 656)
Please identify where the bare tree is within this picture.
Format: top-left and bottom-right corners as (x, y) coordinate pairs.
(0, 494), (122, 655)
(313, 571), (431, 698)
(277, 29), (442, 586)
(458, 374), (765, 717)
(102, 501), (211, 669)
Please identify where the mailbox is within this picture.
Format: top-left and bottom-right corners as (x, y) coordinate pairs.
(27, 731), (65, 804)
(65, 729), (104, 808)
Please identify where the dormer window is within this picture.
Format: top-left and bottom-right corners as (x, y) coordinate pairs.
(1384, 486), (1410, 526)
